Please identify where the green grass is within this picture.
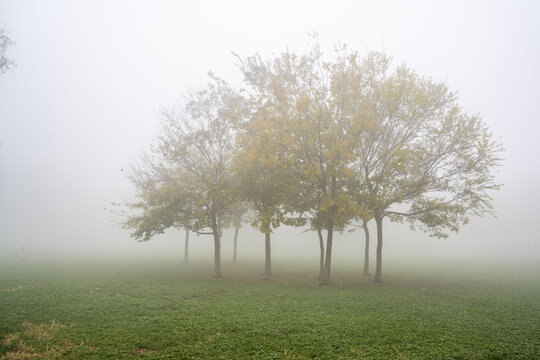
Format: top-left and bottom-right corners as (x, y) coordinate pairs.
(1, 258), (539, 359)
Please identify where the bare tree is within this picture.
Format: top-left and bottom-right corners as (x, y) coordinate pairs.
(0, 24), (15, 75)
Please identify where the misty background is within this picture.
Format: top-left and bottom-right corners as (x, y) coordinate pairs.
(0, 0), (539, 265)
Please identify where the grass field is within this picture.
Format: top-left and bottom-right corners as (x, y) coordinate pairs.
(1, 257), (539, 359)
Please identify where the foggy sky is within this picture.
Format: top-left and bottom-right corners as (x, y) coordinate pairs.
(0, 0), (539, 263)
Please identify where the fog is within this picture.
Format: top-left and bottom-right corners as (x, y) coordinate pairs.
(1, 0), (539, 265)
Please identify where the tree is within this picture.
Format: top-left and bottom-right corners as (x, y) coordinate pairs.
(123, 157), (206, 265)
(227, 200), (251, 264)
(350, 53), (503, 282)
(361, 219), (370, 276)
(126, 74), (244, 277)
(346, 199), (372, 277)
(304, 212), (328, 280)
(0, 24), (15, 75)
(238, 43), (365, 284)
(348, 217), (372, 277)
(234, 109), (297, 279)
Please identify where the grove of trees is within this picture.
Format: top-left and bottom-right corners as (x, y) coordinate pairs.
(123, 42), (502, 284)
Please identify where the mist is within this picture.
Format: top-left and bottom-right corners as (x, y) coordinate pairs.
(1, 0), (539, 266)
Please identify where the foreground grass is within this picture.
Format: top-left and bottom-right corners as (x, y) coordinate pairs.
(0, 258), (539, 359)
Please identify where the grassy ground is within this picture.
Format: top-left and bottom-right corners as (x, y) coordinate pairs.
(0, 258), (539, 359)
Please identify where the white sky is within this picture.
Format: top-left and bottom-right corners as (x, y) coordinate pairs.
(0, 0), (539, 263)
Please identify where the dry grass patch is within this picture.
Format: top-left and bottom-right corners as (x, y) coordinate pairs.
(1, 334), (20, 347)
(1, 346), (40, 360)
(21, 321), (64, 341)
(131, 348), (155, 355)
(1, 322), (71, 360)
(1, 286), (23, 293)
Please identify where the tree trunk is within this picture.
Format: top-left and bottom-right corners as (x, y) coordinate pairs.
(232, 224), (239, 264)
(183, 229), (190, 264)
(317, 227), (324, 280)
(321, 176), (337, 285)
(263, 232), (272, 279)
(211, 215), (222, 277)
(374, 213), (383, 283)
(218, 215), (222, 240)
(321, 218), (334, 285)
(362, 220), (370, 276)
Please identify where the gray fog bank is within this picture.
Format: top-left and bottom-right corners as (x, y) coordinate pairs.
(0, 1), (538, 264)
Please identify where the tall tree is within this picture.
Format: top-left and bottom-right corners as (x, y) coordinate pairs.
(238, 43), (364, 284)
(350, 53), (503, 282)
(126, 75), (243, 277)
(353, 217), (372, 277)
(306, 212), (327, 280)
(226, 200), (251, 264)
(234, 109), (296, 279)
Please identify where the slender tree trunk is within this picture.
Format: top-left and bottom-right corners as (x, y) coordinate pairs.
(321, 177), (337, 285)
(211, 215), (222, 277)
(218, 215), (222, 240)
(362, 220), (370, 276)
(183, 229), (190, 264)
(263, 232), (272, 279)
(317, 227), (324, 280)
(232, 224), (239, 264)
(374, 213), (383, 283)
(321, 218), (334, 285)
